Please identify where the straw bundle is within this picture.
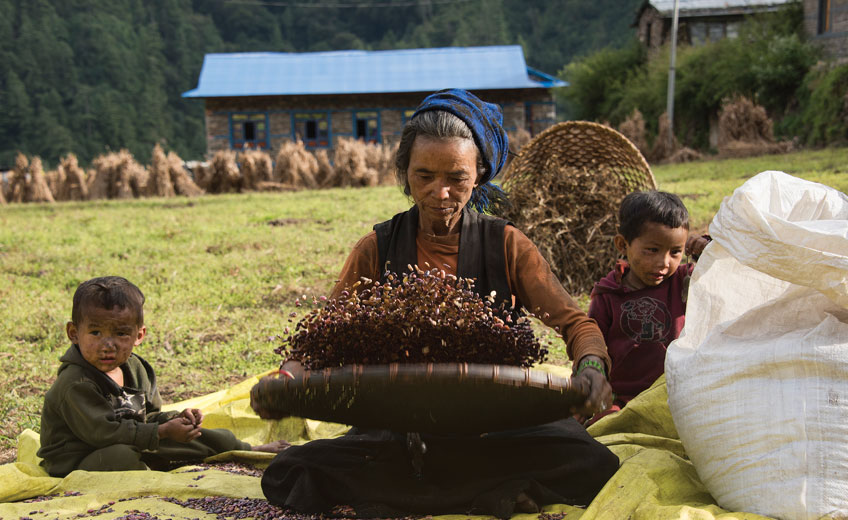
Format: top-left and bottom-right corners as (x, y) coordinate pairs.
(24, 156), (55, 203)
(0, 178), (5, 204)
(45, 165), (64, 200)
(167, 150), (203, 197)
(313, 149), (335, 188)
(205, 150), (242, 193)
(191, 162), (211, 192)
(238, 150), (272, 191)
(7, 153), (28, 203)
(508, 128), (532, 156)
(502, 121), (655, 295)
(617, 109), (649, 159)
(148, 144), (177, 197)
(273, 141), (318, 189)
(60, 154), (89, 201)
(363, 140), (398, 186)
(89, 150), (147, 200)
(717, 96), (791, 158)
(649, 112), (679, 163)
(334, 137), (379, 187)
(666, 146), (704, 163)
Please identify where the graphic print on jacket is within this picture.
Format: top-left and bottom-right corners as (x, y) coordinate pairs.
(619, 297), (672, 343)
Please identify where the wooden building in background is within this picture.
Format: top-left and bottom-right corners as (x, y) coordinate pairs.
(635, 0), (795, 49)
(183, 46), (566, 157)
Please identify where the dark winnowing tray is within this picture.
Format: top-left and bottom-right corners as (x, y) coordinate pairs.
(250, 363), (589, 434)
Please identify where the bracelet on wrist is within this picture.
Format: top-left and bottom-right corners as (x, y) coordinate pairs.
(575, 358), (606, 378)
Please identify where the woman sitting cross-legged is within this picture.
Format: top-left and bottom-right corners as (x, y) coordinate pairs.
(260, 89), (619, 519)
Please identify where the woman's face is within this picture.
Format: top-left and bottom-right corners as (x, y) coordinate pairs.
(407, 136), (481, 235)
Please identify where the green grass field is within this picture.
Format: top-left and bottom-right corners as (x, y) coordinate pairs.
(1, 146), (846, 461)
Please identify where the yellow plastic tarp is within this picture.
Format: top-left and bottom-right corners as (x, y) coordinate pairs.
(0, 369), (792, 519)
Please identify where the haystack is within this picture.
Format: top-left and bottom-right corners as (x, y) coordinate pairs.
(334, 137), (379, 187)
(649, 112), (680, 163)
(273, 141), (318, 189)
(24, 157), (55, 203)
(7, 153), (28, 203)
(205, 150), (242, 193)
(0, 179), (5, 204)
(238, 150), (273, 191)
(617, 109), (649, 159)
(60, 154), (89, 201)
(362, 140), (397, 186)
(167, 150), (203, 197)
(717, 96), (791, 158)
(508, 128), (532, 156)
(314, 149), (336, 188)
(148, 144), (177, 197)
(89, 150), (147, 200)
(502, 121), (655, 295)
(45, 165), (63, 200)
(666, 147), (704, 163)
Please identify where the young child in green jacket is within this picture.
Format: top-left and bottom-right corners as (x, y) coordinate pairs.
(38, 276), (288, 477)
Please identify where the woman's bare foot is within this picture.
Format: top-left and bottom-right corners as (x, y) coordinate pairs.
(252, 440), (291, 453)
(514, 491), (540, 514)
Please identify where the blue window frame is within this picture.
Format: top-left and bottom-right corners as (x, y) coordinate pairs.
(353, 110), (381, 143)
(293, 112), (331, 148)
(230, 112), (269, 150)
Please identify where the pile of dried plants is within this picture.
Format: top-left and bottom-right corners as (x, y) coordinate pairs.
(502, 121), (655, 295)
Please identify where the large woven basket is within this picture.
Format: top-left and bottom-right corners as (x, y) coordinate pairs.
(502, 121), (655, 189)
(501, 121), (656, 295)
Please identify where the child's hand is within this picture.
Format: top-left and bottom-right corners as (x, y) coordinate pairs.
(179, 408), (204, 427)
(685, 235), (711, 258)
(159, 417), (202, 443)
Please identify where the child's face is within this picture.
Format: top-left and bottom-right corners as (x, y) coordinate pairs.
(615, 221), (688, 290)
(66, 305), (146, 373)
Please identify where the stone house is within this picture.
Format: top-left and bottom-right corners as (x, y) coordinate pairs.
(803, 0), (848, 60)
(635, 0), (796, 49)
(182, 46), (565, 156)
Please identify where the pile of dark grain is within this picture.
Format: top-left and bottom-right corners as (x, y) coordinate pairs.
(278, 267), (548, 369)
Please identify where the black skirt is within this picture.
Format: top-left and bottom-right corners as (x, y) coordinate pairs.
(261, 418), (619, 519)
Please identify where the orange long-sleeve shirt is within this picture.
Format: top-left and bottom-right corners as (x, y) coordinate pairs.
(330, 225), (611, 371)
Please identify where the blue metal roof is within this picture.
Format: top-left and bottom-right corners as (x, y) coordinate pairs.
(182, 45), (566, 98)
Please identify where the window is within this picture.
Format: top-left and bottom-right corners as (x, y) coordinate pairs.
(819, 0), (832, 34)
(690, 22), (707, 45)
(354, 111), (380, 143)
(402, 109), (417, 125)
(230, 113), (268, 149)
(294, 112), (330, 148)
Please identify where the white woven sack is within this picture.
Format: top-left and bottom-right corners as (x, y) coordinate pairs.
(666, 171), (848, 520)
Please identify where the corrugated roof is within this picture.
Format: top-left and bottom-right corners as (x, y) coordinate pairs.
(648, 0), (795, 17)
(182, 45), (565, 98)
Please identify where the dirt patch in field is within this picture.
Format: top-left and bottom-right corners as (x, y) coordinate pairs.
(266, 218), (329, 227)
(0, 446), (15, 464)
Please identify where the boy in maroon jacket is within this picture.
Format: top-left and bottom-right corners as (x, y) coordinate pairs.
(587, 191), (709, 422)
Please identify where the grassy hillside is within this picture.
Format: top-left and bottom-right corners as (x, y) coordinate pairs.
(1, 146), (846, 461)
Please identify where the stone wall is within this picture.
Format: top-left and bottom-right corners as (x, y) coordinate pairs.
(804, 0), (848, 61)
(200, 89), (558, 158)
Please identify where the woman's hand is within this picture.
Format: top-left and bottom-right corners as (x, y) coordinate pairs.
(571, 355), (613, 417)
(159, 417), (202, 443)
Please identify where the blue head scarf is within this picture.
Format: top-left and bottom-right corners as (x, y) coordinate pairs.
(412, 89), (509, 213)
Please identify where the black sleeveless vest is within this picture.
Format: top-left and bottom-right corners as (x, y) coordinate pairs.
(373, 205), (514, 310)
